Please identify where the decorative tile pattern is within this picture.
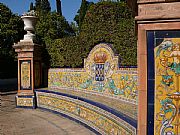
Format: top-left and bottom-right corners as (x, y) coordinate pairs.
(20, 60), (31, 90)
(16, 96), (34, 107)
(154, 39), (180, 135)
(48, 43), (138, 103)
(39, 88), (137, 120)
(36, 91), (136, 135)
(46, 43), (138, 134)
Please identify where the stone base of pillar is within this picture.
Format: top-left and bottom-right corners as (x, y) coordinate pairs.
(16, 94), (36, 109)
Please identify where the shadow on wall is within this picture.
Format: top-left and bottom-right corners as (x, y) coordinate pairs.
(42, 63), (48, 88)
(0, 78), (18, 93)
(0, 56), (18, 93)
(0, 56), (18, 79)
(41, 47), (51, 88)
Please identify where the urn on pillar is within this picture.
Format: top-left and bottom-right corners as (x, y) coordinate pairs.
(21, 10), (38, 41)
(13, 10), (42, 109)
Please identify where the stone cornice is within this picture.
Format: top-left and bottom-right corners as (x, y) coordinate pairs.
(13, 40), (41, 52)
(136, 1), (180, 23)
(137, 0), (179, 4)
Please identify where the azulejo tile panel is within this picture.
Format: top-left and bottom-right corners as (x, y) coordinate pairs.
(42, 88), (137, 120)
(48, 43), (138, 104)
(36, 91), (137, 135)
(20, 60), (32, 90)
(16, 95), (35, 108)
(46, 43), (138, 134)
(154, 39), (180, 135)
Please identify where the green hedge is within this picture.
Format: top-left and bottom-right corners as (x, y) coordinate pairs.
(47, 2), (137, 67)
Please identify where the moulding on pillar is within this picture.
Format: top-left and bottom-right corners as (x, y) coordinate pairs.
(137, 0), (179, 4)
(136, 0), (180, 23)
(14, 40), (42, 59)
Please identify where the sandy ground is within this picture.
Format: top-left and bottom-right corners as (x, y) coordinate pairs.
(0, 94), (96, 135)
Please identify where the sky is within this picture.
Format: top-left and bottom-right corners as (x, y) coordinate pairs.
(0, 0), (99, 23)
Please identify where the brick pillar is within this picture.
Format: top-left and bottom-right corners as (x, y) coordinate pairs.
(136, 0), (180, 135)
(13, 40), (42, 109)
(13, 13), (42, 109)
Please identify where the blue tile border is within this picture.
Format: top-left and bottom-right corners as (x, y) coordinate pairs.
(35, 89), (137, 128)
(147, 31), (155, 135)
(17, 95), (34, 98)
(38, 107), (102, 135)
(16, 106), (36, 109)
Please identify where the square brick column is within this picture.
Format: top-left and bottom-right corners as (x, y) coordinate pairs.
(13, 39), (42, 108)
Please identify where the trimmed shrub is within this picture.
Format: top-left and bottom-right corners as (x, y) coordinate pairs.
(48, 2), (137, 67)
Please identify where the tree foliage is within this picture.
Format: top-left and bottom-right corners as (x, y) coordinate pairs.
(35, 0), (42, 12)
(0, 3), (24, 78)
(49, 1), (137, 67)
(74, 0), (94, 31)
(47, 37), (83, 67)
(0, 3), (24, 57)
(34, 0), (51, 15)
(80, 1), (137, 65)
(41, 0), (51, 13)
(56, 0), (62, 15)
(29, 2), (34, 11)
(35, 12), (75, 45)
(34, 1), (75, 66)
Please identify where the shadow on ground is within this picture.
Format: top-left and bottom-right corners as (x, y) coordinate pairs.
(0, 94), (95, 135)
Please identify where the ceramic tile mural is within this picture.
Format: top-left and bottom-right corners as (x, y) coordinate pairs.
(44, 43), (138, 134)
(154, 39), (180, 135)
(48, 43), (138, 104)
(20, 60), (31, 89)
(36, 91), (136, 135)
(16, 96), (34, 107)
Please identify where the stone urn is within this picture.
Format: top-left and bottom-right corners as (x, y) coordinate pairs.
(21, 10), (38, 41)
